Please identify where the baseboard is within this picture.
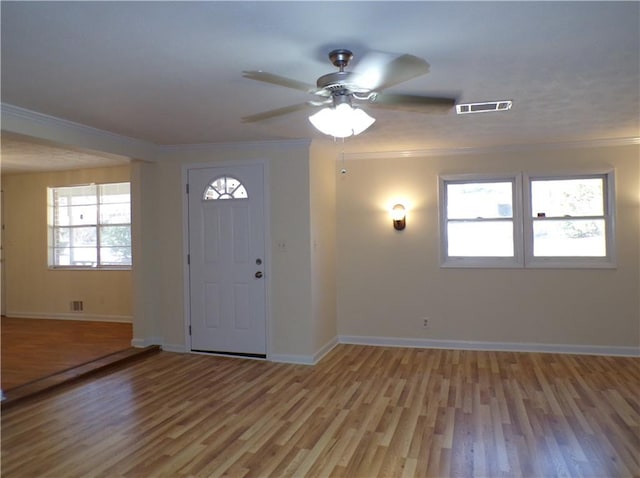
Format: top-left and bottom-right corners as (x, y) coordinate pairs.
(162, 343), (187, 353)
(7, 312), (133, 323)
(269, 336), (339, 365)
(131, 336), (163, 348)
(338, 335), (640, 357)
(131, 338), (186, 353)
(314, 336), (339, 363)
(269, 353), (315, 365)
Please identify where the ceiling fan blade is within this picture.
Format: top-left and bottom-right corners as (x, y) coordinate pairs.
(242, 102), (316, 123)
(243, 70), (318, 94)
(352, 52), (430, 91)
(365, 93), (456, 113)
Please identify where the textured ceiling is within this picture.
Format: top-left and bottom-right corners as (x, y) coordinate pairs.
(0, 133), (130, 174)
(1, 1), (639, 172)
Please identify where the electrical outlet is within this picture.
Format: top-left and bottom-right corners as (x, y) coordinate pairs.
(422, 318), (429, 328)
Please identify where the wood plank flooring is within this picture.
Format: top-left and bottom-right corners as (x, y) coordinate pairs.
(1, 317), (133, 390)
(2, 345), (639, 477)
(1, 346), (161, 409)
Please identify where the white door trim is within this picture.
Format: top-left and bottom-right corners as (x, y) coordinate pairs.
(182, 159), (271, 358)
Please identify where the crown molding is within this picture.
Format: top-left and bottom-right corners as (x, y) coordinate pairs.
(1, 103), (157, 160)
(156, 138), (312, 155)
(1, 103), (311, 159)
(4, 102), (636, 163)
(341, 137), (640, 161)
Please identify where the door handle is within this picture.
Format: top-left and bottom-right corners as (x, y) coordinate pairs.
(255, 271), (263, 279)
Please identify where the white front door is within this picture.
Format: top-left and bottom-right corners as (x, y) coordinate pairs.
(187, 164), (266, 356)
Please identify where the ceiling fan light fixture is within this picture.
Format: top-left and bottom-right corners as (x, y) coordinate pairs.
(308, 103), (375, 138)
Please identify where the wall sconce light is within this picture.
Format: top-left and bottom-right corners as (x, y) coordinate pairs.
(391, 204), (406, 231)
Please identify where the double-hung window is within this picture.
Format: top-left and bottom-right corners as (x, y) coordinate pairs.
(440, 174), (523, 267)
(440, 172), (615, 268)
(48, 182), (132, 269)
(525, 174), (614, 267)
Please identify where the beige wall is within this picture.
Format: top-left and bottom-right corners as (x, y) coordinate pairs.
(130, 160), (161, 341)
(309, 142), (338, 356)
(3, 129), (636, 358)
(336, 144), (640, 349)
(2, 166), (133, 321)
(133, 141), (338, 360)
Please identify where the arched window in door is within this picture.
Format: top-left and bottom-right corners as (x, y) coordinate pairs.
(203, 176), (248, 200)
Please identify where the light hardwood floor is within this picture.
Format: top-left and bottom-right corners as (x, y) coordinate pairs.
(1, 345), (639, 477)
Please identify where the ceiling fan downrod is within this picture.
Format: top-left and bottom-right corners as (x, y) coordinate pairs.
(328, 49), (353, 72)
(317, 49), (355, 91)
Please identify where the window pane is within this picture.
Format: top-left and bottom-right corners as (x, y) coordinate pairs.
(71, 227), (97, 247)
(100, 247), (132, 265)
(231, 184), (248, 199)
(447, 182), (513, 219)
(99, 183), (130, 203)
(54, 185), (97, 206)
(448, 221), (514, 257)
(55, 228), (70, 246)
(54, 247), (71, 266)
(224, 177), (241, 193)
(531, 178), (604, 217)
(67, 247), (97, 266)
(100, 226), (131, 247)
(56, 205), (97, 226)
(204, 186), (220, 200)
(533, 219), (606, 256)
(204, 176), (248, 200)
(100, 203), (131, 224)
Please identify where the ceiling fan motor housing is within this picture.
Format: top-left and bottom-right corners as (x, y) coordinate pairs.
(318, 49), (374, 95)
(317, 71), (353, 90)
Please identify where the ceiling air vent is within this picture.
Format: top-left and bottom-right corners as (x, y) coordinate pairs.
(456, 100), (512, 115)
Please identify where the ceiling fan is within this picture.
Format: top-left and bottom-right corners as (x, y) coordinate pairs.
(242, 49), (457, 138)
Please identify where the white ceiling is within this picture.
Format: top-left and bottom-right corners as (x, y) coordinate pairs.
(1, 1), (639, 172)
(0, 133), (130, 174)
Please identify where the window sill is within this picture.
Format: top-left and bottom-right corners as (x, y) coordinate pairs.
(48, 266), (132, 271)
(440, 257), (616, 269)
(524, 259), (616, 269)
(441, 257), (522, 269)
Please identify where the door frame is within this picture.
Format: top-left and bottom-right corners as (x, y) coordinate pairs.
(181, 159), (271, 358)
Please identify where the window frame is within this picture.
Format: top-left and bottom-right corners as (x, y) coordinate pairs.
(523, 171), (616, 269)
(439, 170), (616, 269)
(439, 173), (524, 269)
(203, 175), (249, 201)
(47, 182), (132, 270)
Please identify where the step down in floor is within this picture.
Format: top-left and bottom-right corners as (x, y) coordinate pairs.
(1, 345), (161, 409)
